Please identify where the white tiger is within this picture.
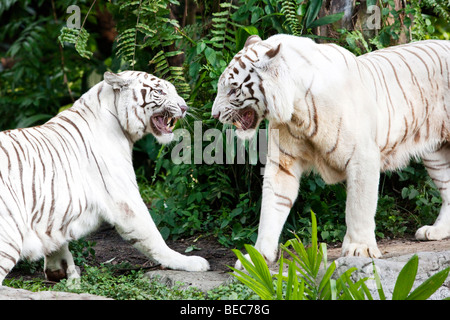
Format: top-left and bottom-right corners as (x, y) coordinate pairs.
(212, 34), (450, 265)
(0, 71), (209, 285)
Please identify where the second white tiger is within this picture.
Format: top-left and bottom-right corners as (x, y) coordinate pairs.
(0, 71), (209, 285)
(212, 34), (450, 264)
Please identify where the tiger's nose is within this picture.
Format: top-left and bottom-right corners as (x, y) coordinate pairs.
(212, 111), (221, 119)
(179, 104), (188, 114)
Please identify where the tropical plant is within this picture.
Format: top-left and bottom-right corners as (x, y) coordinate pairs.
(281, 0), (345, 36)
(231, 211), (450, 300)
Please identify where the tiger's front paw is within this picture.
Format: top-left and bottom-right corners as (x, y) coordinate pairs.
(181, 256), (210, 272)
(234, 254), (248, 270)
(342, 242), (381, 258)
(415, 225), (450, 241)
(157, 251), (210, 272)
(234, 248), (277, 270)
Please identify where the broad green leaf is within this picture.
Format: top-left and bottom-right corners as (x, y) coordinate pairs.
(304, 0), (323, 28)
(308, 12), (345, 28)
(230, 246), (275, 299)
(204, 46), (217, 66)
(406, 267), (450, 300)
(229, 266), (274, 300)
(16, 114), (52, 128)
(244, 244), (274, 292)
(392, 254), (418, 300)
(330, 279), (337, 300)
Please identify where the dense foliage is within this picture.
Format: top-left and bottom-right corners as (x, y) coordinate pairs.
(0, 0), (449, 253)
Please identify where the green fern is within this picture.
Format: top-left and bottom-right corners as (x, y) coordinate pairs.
(114, 0), (190, 99)
(115, 27), (138, 64)
(58, 27), (93, 60)
(8, 20), (46, 62)
(0, 0), (19, 17)
(210, 1), (239, 51)
(281, 0), (303, 36)
(422, 0), (450, 21)
(149, 50), (190, 99)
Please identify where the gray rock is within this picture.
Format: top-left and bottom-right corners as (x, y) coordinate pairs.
(333, 251), (450, 300)
(145, 270), (233, 293)
(0, 286), (111, 300)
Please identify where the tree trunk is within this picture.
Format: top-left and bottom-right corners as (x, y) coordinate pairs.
(317, 0), (409, 45)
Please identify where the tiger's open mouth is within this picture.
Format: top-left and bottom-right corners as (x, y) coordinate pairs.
(150, 113), (179, 135)
(233, 107), (257, 131)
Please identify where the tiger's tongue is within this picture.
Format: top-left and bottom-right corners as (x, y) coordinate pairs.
(153, 116), (172, 133)
(238, 110), (254, 130)
(243, 113), (252, 129)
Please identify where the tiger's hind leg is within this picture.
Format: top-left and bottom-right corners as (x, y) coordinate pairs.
(0, 217), (22, 285)
(0, 244), (21, 286)
(417, 144), (450, 240)
(44, 243), (80, 283)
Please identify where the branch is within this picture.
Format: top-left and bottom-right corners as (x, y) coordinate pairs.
(51, 0), (74, 103)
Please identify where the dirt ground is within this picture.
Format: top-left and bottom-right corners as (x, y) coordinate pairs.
(7, 225), (450, 281)
(85, 226), (237, 273)
(88, 228), (445, 267)
(86, 227), (450, 273)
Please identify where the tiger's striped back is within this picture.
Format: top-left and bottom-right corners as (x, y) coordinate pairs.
(358, 40), (450, 170)
(0, 96), (109, 264)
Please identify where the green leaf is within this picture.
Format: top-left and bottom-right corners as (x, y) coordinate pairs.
(297, 3), (307, 16)
(308, 11), (345, 28)
(244, 245), (274, 291)
(275, 255), (284, 300)
(360, 281), (374, 300)
(392, 254), (418, 300)
(329, 279), (337, 300)
(16, 114), (52, 128)
(229, 247), (275, 300)
(318, 261), (336, 298)
(204, 46), (217, 66)
(372, 261), (386, 300)
(406, 267), (450, 300)
(230, 266), (272, 299)
(304, 0), (323, 28)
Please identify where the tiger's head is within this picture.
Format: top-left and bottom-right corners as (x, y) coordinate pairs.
(212, 35), (290, 140)
(104, 71), (187, 144)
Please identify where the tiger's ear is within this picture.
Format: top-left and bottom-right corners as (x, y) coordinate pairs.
(255, 43), (282, 69)
(244, 35), (262, 47)
(104, 72), (131, 89)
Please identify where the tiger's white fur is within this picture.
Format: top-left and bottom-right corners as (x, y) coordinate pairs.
(0, 71), (209, 284)
(212, 34), (450, 264)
